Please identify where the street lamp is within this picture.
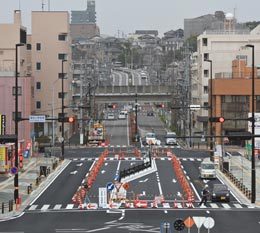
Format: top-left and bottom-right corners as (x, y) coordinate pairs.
(14, 43), (24, 202)
(204, 59), (213, 158)
(245, 44), (255, 203)
(61, 59), (67, 160)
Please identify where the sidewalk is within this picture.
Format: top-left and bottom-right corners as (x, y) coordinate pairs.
(221, 146), (260, 206)
(0, 155), (70, 220)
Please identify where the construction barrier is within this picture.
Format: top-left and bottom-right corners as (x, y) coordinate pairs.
(170, 152), (195, 205)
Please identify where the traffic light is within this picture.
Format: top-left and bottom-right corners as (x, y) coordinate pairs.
(209, 117), (225, 123)
(58, 116), (76, 123)
(65, 116), (75, 123)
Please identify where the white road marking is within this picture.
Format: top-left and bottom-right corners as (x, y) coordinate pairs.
(190, 182), (201, 200)
(186, 176), (190, 180)
(126, 114), (130, 146)
(139, 178), (148, 183)
(76, 163), (83, 166)
(234, 203), (243, 208)
(101, 170), (106, 174)
(53, 204), (62, 210)
(189, 158), (194, 161)
(41, 204), (50, 211)
(70, 171), (78, 175)
(221, 203), (231, 209)
(30, 160), (71, 205)
(172, 179), (177, 183)
(80, 158), (85, 161)
(28, 205), (37, 210)
(66, 204), (74, 209)
(105, 163), (108, 166)
(182, 158), (187, 161)
(209, 203), (219, 208)
(118, 209), (125, 220)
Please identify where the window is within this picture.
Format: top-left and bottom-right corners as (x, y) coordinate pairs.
(204, 53), (209, 61)
(203, 86), (208, 94)
(58, 73), (67, 79)
(204, 69), (209, 78)
(203, 102), (209, 107)
(36, 43), (41, 51)
(12, 86), (22, 96)
(12, 112), (21, 121)
(58, 53), (67, 60)
(202, 38), (208, 46)
(36, 101), (41, 109)
(36, 62), (41, 70)
(58, 34), (67, 41)
(27, 44), (32, 50)
(36, 82), (41, 90)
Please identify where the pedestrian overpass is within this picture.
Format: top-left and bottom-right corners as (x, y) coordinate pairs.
(94, 85), (173, 103)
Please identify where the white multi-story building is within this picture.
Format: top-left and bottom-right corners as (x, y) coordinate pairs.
(195, 22), (260, 134)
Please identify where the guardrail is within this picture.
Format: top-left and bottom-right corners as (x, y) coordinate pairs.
(222, 168), (252, 200)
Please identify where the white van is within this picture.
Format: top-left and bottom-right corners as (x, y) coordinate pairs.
(118, 111), (127, 119)
(199, 158), (216, 179)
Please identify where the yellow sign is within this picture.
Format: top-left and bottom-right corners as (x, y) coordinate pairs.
(0, 147), (5, 161)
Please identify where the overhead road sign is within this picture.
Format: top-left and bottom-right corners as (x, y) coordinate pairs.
(29, 115), (46, 123)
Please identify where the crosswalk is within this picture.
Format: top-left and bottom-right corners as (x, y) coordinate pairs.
(71, 157), (203, 162)
(26, 202), (256, 212)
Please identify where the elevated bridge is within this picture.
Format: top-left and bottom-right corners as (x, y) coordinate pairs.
(94, 85), (173, 103)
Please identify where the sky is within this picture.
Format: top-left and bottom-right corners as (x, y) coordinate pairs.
(0, 0), (259, 37)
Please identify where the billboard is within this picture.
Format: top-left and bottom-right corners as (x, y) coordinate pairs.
(0, 146), (7, 173)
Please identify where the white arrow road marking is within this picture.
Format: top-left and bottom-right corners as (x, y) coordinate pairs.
(139, 178), (148, 183)
(105, 163), (108, 166)
(118, 210), (125, 220)
(101, 170), (106, 174)
(203, 179), (209, 183)
(70, 171), (78, 175)
(172, 179), (177, 183)
(76, 163), (83, 167)
(177, 192), (182, 197)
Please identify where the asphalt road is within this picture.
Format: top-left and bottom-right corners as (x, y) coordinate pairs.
(0, 209), (259, 233)
(1, 112), (259, 232)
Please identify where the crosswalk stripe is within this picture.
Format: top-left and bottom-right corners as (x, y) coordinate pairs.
(66, 204), (74, 209)
(234, 203), (243, 208)
(182, 158), (187, 161)
(28, 205), (38, 210)
(161, 158), (165, 160)
(80, 158), (85, 161)
(189, 158), (194, 161)
(131, 158), (136, 160)
(209, 203), (219, 208)
(177, 203), (183, 208)
(247, 205), (255, 208)
(41, 204), (50, 210)
(197, 158), (202, 161)
(53, 204), (62, 210)
(199, 204), (207, 208)
(221, 203), (231, 209)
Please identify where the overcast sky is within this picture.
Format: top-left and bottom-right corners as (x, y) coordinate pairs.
(0, 0), (259, 36)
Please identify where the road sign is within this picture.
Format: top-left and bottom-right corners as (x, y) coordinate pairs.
(203, 217), (215, 229)
(184, 216), (195, 229)
(58, 136), (64, 143)
(193, 216), (206, 229)
(173, 219), (185, 231)
(106, 182), (115, 192)
(99, 187), (107, 208)
(189, 104), (201, 110)
(10, 166), (18, 175)
(160, 222), (172, 233)
(29, 115), (46, 123)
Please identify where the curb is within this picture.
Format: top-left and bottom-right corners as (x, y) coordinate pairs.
(0, 159), (71, 221)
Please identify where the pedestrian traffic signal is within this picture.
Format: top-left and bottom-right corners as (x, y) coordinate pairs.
(209, 117), (225, 123)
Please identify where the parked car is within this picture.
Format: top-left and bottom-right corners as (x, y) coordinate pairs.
(211, 184), (230, 202)
(118, 111), (127, 119)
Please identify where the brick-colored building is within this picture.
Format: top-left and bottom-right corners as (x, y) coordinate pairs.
(212, 58), (259, 145)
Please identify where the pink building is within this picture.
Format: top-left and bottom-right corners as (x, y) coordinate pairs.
(0, 10), (32, 146)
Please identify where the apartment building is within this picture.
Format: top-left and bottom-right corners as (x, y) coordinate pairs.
(0, 10), (32, 147)
(31, 11), (72, 142)
(194, 23), (260, 136)
(212, 59), (260, 146)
